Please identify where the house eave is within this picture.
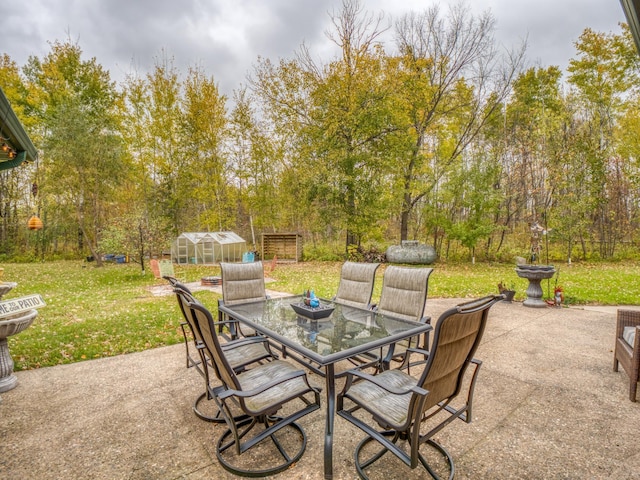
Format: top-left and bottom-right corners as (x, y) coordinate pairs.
(0, 87), (38, 171)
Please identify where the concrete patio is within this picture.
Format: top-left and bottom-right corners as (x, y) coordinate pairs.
(1, 297), (639, 479)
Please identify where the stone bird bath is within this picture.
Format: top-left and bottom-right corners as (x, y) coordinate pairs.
(0, 282), (39, 392)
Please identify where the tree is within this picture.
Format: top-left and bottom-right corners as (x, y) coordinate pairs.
(389, 2), (525, 243)
(228, 88), (284, 241)
(181, 66), (231, 231)
(144, 55), (184, 233)
(502, 66), (564, 262)
(25, 40), (124, 265)
(567, 25), (638, 257)
(249, 0), (396, 253)
(98, 205), (168, 273)
(444, 150), (501, 263)
(615, 95), (640, 246)
(297, 0), (395, 250)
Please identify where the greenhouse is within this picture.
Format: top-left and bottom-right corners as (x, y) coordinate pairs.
(171, 232), (247, 265)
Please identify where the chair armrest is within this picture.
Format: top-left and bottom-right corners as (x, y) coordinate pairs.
(218, 369), (309, 399)
(405, 346), (430, 357)
(222, 336), (269, 350)
(214, 318), (242, 329)
(616, 310), (640, 338)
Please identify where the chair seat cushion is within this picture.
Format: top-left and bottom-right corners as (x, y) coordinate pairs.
(237, 360), (311, 413)
(347, 369), (415, 427)
(224, 341), (270, 370)
(623, 326), (637, 347)
(237, 325), (258, 337)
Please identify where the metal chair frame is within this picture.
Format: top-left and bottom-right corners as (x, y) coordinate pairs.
(172, 286), (273, 422)
(337, 295), (503, 480)
(164, 276), (199, 370)
(187, 300), (321, 477)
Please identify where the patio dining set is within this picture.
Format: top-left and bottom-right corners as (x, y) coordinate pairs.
(164, 261), (503, 479)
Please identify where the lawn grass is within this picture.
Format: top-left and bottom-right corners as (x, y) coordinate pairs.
(2, 259), (639, 371)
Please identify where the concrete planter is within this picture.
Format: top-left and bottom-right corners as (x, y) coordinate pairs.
(500, 290), (516, 302)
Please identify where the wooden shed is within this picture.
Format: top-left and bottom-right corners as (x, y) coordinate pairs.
(261, 233), (303, 262)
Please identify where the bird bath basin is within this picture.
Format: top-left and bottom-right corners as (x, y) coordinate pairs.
(0, 281), (17, 298)
(0, 282), (39, 392)
(515, 265), (556, 308)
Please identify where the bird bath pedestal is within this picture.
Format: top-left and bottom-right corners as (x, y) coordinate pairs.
(0, 282), (42, 392)
(515, 265), (556, 308)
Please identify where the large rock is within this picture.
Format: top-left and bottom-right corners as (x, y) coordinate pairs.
(386, 241), (436, 265)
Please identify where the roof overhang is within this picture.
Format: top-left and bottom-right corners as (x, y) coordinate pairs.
(0, 87), (38, 171)
(620, 0), (640, 54)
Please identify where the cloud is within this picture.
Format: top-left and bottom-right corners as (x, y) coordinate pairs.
(0, 0), (627, 97)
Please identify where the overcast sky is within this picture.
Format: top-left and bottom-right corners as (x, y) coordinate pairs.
(1, 0), (628, 98)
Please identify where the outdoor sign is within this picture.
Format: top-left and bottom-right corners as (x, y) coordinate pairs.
(0, 294), (46, 319)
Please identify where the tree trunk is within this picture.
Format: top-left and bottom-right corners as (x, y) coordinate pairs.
(345, 231), (360, 252)
(400, 195), (410, 242)
(80, 226), (103, 267)
(138, 223), (145, 275)
(400, 161), (414, 242)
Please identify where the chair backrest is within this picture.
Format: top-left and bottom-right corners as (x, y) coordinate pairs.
(165, 276), (193, 295)
(150, 259), (161, 279)
(188, 301), (241, 390)
(334, 261), (380, 309)
(158, 259), (175, 278)
(174, 286), (203, 342)
(416, 295), (501, 412)
(220, 261), (266, 306)
(376, 266), (433, 322)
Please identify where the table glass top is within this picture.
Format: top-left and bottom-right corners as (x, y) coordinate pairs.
(222, 295), (430, 361)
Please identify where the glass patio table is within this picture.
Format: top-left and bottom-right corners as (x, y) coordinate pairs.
(218, 294), (432, 479)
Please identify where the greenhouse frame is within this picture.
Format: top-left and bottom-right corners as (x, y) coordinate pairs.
(171, 232), (247, 265)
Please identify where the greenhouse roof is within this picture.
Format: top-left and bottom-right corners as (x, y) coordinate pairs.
(178, 232), (245, 245)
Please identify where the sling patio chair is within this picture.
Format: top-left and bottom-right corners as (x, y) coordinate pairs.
(333, 261), (380, 309)
(164, 276), (199, 369)
(172, 286), (274, 422)
(187, 300), (322, 477)
(337, 294), (503, 480)
(150, 259), (161, 279)
(325, 261), (380, 370)
(219, 261), (268, 338)
(613, 309), (640, 401)
(372, 265), (433, 371)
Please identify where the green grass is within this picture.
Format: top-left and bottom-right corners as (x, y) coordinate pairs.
(2, 259), (639, 371)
